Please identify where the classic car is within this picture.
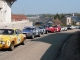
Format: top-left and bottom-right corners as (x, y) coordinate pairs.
(75, 26), (80, 29)
(54, 26), (61, 32)
(0, 28), (26, 51)
(64, 27), (67, 31)
(22, 26), (41, 39)
(39, 26), (48, 34)
(46, 26), (56, 33)
(67, 25), (73, 30)
(61, 26), (65, 31)
(61, 27), (67, 31)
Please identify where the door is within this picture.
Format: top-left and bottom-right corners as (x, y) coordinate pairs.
(15, 29), (22, 44)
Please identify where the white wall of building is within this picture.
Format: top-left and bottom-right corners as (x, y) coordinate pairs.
(66, 17), (72, 25)
(0, 0), (11, 22)
(0, 21), (33, 30)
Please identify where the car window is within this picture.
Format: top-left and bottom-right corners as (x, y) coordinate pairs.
(23, 28), (34, 30)
(0, 29), (14, 35)
(15, 29), (22, 34)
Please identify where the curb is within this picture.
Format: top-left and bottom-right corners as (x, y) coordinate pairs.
(55, 31), (80, 60)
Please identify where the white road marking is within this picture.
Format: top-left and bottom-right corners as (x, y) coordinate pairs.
(0, 51), (9, 56)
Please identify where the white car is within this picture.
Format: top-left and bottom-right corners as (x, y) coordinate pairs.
(61, 27), (65, 31)
(38, 26), (46, 34)
(64, 27), (67, 31)
(67, 25), (73, 30)
(61, 27), (67, 31)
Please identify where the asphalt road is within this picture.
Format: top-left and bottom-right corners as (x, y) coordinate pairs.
(0, 29), (80, 60)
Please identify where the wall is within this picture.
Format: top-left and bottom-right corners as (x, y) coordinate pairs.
(61, 17), (66, 26)
(5, 2), (11, 22)
(0, 21), (33, 30)
(0, 0), (11, 22)
(0, 0), (3, 22)
(76, 22), (80, 26)
(66, 17), (72, 25)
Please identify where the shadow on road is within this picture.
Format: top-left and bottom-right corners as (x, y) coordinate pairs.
(31, 32), (74, 60)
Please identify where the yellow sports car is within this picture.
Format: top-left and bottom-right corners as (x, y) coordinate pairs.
(0, 28), (26, 51)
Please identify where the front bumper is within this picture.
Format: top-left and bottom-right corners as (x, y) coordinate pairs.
(23, 33), (32, 37)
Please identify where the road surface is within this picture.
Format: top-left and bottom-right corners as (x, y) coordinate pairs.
(0, 29), (79, 60)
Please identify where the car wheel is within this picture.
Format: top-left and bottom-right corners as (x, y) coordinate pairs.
(31, 34), (34, 39)
(38, 33), (41, 37)
(53, 30), (56, 33)
(21, 37), (26, 45)
(46, 31), (48, 34)
(42, 32), (44, 34)
(9, 42), (14, 51)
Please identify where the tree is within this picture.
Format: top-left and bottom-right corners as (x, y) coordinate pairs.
(60, 14), (65, 19)
(54, 13), (60, 20)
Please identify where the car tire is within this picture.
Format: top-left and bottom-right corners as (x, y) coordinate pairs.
(21, 38), (26, 45)
(42, 32), (44, 34)
(53, 30), (56, 33)
(31, 34), (34, 39)
(46, 31), (48, 34)
(38, 33), (41, 37)
(9, 42), (14, 51)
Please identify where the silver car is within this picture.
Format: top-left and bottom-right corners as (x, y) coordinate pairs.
(22, 26), (41, 39)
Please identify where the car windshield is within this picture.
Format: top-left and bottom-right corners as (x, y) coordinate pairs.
(39, 27), (44, 29)
(0, 29), (14, 35)
(23, 28), (34, 30)
(53, 26), (57, 28)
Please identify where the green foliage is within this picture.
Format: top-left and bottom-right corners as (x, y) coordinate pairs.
(54, 13), (59, 19)
(62, 24), (67, 26)
(54, 13), (65, 20)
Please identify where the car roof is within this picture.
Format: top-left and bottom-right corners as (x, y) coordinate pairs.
(24, 26), (36, 28)
(0, 28), (20, 30)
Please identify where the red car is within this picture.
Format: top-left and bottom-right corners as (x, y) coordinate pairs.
(54, 26), (61, 32)
(46, 26), (56, 33)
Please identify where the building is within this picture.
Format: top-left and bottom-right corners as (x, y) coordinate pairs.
(61, 16), (80, 26)
(11, 14), (29, 22)
(52, 19), (63, 26)
(61, 16), (72, 26)
(71, 16), (80, 26)
(0, 0), (16, 22)
(46, 19), (63, 26)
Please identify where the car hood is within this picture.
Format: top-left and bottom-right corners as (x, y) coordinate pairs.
(22, 30), (32, 33)
(0, 35), (12, 41)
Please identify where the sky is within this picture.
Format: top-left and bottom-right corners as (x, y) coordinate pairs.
(12, 0), (80, 15)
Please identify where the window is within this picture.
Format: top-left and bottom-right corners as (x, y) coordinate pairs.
(15, 29), (22, 34)
(68, 19), (69, 23)
(0, 29), (14, 35)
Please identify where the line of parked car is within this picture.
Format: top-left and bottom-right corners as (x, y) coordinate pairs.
(0, 25), (79, 51)
(22, 25), (64, 40)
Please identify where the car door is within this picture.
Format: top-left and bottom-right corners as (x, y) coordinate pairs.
(32, 28), (36, 36)
(15, 29), (22, 44)
(35, 27), (39, 35)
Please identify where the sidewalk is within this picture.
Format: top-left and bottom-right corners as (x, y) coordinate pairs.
(55, 31), (80, 60)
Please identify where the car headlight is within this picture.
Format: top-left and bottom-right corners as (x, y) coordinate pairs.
(23, 35), (26, 37)
(0, 41), (5, 45)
